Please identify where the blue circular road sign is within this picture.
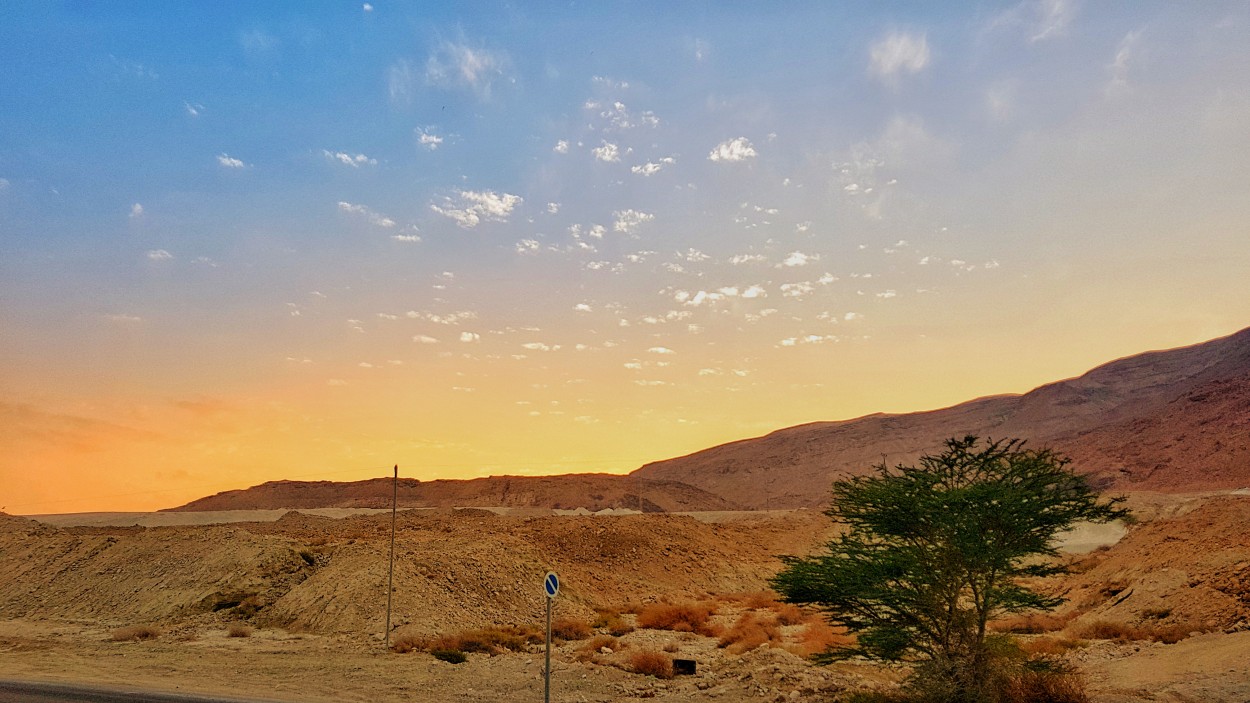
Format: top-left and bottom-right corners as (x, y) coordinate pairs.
(544, 571), (560, 599)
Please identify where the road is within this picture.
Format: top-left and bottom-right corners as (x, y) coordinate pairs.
(0, 681), (286, 703)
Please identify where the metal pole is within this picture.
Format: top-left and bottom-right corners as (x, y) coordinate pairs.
(545, 595), (552, 703)
(385, 464), (397, 650)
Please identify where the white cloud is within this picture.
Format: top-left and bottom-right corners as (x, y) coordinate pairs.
(217, 154), (248, 169)
(521, 342), (557, 352)
(388, 59), (416, 105)
(515, 238), (541, 254)
(362, 3), (373, 11)
(1030, 0), (1075, 43)
(129, 203), (144, 218)
(391, 232), (421, 243)
(574, 303), (593, 313)
(631, 157), (675, 176)
(425, 41), (507, 99)
(844, 312), (863, 321)
(323, 150), (377, 167)
(648, 347), (675, 355)
(1108, 30), (1141, 93)
(553, 140), (569, 154)
(459, 332), (480, 343)
(613, 209), (654, 234)
(729, 253), (767, 265)
(105, 313), (143, 324)
(416, 127), (443, 150)
(546, 202), (560, 214)
(183, 102), (203, 117)
(146, 249), (172, 261)
(868, 31), (930, 83)
(780, 251), (817, 267)
(741, 285), (767, 299)
(431, 190), (523, 228)
(592, 141), (620, 162)
(413, 335), (439, 344)
(781, 281), (815, 298)
(338, 201), (396, 228)
(708, 137), (757, 162)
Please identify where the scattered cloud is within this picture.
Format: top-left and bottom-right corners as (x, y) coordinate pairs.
(416, 127), (444, 150)
(146, 249), (173, 261)
(631, 157), (675, 176)
(459, 331), (480, 343)
(183, 101), (203, 117)
(1030, 0), (1076, 43)
(574, 303), (593, 313)
(780, 251), (818, 267)
(413, 335), (439, 344)
(868, 31), (930, 84)
(1107, 30), (1141, 94)
(217, 154), (248, 169)
(708, 137), (757, 162)
(104, 313), (143, 324)
(362, 3), (373, 11)
(592, 141), (621, 162)
(337, 201), (396, 228)
(431, 190), (523, 228)
(322, 150), (377, 167)
(612, 209), (654, 234)
(553, 140), (569, 154)
(546, 202), (560, 214)
(129, 203), (144, 219)
(425, 40), (507, 99)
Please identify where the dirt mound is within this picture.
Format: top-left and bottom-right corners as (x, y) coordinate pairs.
(1057, 496), (1250, 632)
(0, 509), (831, 636)
(634, 326), (1250, 508)
(166, 473), (740, 513)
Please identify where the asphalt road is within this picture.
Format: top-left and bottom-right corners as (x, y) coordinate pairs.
(0, 681), (287, 703)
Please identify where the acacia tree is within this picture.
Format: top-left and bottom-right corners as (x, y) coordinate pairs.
(772, 436), (1129, 701)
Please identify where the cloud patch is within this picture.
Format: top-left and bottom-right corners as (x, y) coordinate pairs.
(323, 150), (377, 167)
(431, 190), (523, 228)
(425, 41), (507, 99)
(708, 137), (757, 162)
(868, 31), (930, 83)
(217, 154), (248, 169)
(338, 201), (396, 228)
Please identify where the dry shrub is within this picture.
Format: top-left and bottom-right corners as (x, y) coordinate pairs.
(1068, 619), (1200, 644)
(226, 623), (253, 638)
(392, 624), (542, 655)
(1000, 667), (1090, 703)
(551, 617), (592, 641)
(790, 619), (852, 657)
(662, 642), (679, 653)
(637, 602), (717, 636)
(110, 625), (161, 642)
(576, 634), (625, 663)
(390, 626), (424, 654)
(718, 612), (782, 654)
(630, 650), (674, 679)
(773, 602), (806, 626)
(1141, 607), (1172, 620)
(1018, 636), (1083, 657)
(592, 609), (635, 636)
(991, 612), (1073, 634)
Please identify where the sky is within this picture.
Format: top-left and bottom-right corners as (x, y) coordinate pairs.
(3, 2), (1249, 514)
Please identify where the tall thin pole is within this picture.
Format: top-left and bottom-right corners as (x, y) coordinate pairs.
(385, 464), (397, 650)
(544, 596), (552, 703)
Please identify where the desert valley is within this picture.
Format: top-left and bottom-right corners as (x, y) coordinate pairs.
(3, 328), (1249, 702)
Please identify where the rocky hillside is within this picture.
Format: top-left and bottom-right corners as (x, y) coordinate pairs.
(633, 326), (1250, 508)
(166, 473), (740, 513)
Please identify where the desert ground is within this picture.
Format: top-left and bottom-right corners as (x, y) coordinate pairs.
(2, 491), (1249, 702)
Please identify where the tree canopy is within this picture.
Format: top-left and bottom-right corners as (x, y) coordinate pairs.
(771, 436), (1130, 699)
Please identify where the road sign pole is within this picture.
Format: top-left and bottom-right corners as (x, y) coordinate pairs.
(542, 571), (559, 703)
(544, 594), (552, 703)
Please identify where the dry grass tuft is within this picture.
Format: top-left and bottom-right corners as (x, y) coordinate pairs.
(790, 619), (852, 657)
(1017, 636), (1084, 657)
(637, 601), (719, 636)
(629, 650), (674, 679)
(551, 617), (592, 641)
(1068, 619), (1198, 644)
(991, 612), (1075, 634)
(1001, 667), (1090, 703)
(390, 624), (543, 655)
(773, 602), (806, 626)
(226, 623), (253, 638)
(591, 609), (635, 636)
(110, 625), (161, 642)
(718, 612), (782, 654)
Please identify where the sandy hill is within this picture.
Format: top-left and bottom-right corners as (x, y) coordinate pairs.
(166, 473), (740, 513)
(633, 326), (1250, 508)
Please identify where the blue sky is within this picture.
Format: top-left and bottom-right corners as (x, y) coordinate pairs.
(3, 2), (1249, 512)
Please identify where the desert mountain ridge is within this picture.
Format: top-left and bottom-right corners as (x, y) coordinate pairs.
(167, 325), (1250, 513)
